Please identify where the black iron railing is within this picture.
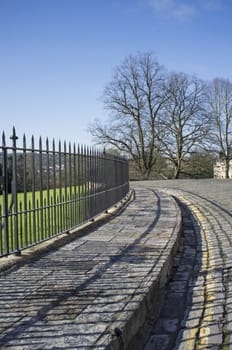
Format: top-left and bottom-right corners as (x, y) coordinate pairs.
(0, 127), (129, 256)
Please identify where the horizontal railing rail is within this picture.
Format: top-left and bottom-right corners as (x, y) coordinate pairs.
(0, 127), (129, 256)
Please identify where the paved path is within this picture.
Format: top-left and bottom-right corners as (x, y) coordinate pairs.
(1, 179), (232, 350)
(135, 180), (232, 350)
(0, 187), (181, 350)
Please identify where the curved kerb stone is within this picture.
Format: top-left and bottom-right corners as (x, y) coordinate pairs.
(94, 188), (182, 349)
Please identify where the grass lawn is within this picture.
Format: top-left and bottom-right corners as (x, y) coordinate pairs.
(0, 185), (86, 256)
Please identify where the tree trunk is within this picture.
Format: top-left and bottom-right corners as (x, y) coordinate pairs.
(174, 168), (180, 179)
(173, 162), (181, 179)
(225, 159), (230, 179)
(142, 169), (151, 180)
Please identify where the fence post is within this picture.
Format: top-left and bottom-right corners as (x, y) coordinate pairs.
(2, 132), (9, 255)
(10, 127), (20, 255)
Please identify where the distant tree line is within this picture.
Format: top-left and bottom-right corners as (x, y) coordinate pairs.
(89, 52), (232, 179)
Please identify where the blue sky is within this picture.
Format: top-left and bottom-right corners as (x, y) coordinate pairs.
(1, 0), (232, 147)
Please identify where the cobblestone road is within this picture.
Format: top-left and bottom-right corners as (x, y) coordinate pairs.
(135, 180), (232, 350)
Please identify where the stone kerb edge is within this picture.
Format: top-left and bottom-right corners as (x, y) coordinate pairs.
(98, 193), (183, 350)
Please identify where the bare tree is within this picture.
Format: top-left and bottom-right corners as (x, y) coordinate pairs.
(89, 52), (167, 179)
(160, 72), (209, 179)
(207, 78), (232, 178)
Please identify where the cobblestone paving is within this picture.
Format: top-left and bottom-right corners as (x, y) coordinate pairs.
(1, 179), (232, 349)
(135, 180), (232, 350)
(0, 187), (181, 350)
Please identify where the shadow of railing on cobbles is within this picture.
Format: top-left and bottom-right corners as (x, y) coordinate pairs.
(0, 190), (166, 349)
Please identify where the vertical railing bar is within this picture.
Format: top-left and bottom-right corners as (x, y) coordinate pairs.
(28, 199), (32, 245)
(2, 132), (9, 255)
(58, 140), (63, 232)
(112, 155), (116, 204)
(77, 144), (81, 224)
(10, 127), (20, 255)
(82, 145), (85, 221)
(106, 153), (110, 208)
(90, 147), (94, 217)
(31, 135), (36, 245)
(98, 149), (102, 213)
(96, 148), (100, 213)
(64, 140), (68, 230)
(44, 197), (47, 237)
(88, 147), (91, 218)
(85, 145), (88, 220)
(36, 198), (39, 241)
(83, 145), (87, 221)
(39, 137), (43, 241)
(62, 192), (65, 232)
(111, 155), (114, 205)
(93, 147), (96, 216)
(0, 138), (2, 255)
(23, 134), (28, 248)
(82, 144), (85, 222)
(56, 192), (60, 234)
(81, 144), (84, 221)
(50, 195), (54, 235)
(52, 139), (57, 235)
(97, 148), (100, 210)
(81, 145), (86, 221)
(95, 148), (99, 215)
(9, 212), (13, 252)
(101, 149), (104, 211)
(80, 144), (83, 221)
(97, 148), (100, 212)
(90, 147), (94, 218)
(92, 149), (94, 214)
(103, 149), (107, 212)
(87, 145), (90, 219)
(46, 138), (51, 238)
(73, 143), (77, 225)
(97, 149), (101, 211)
(0, 204), (2, 255)
(86, 146), (90, 219)
(68, 142), (72, 227)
